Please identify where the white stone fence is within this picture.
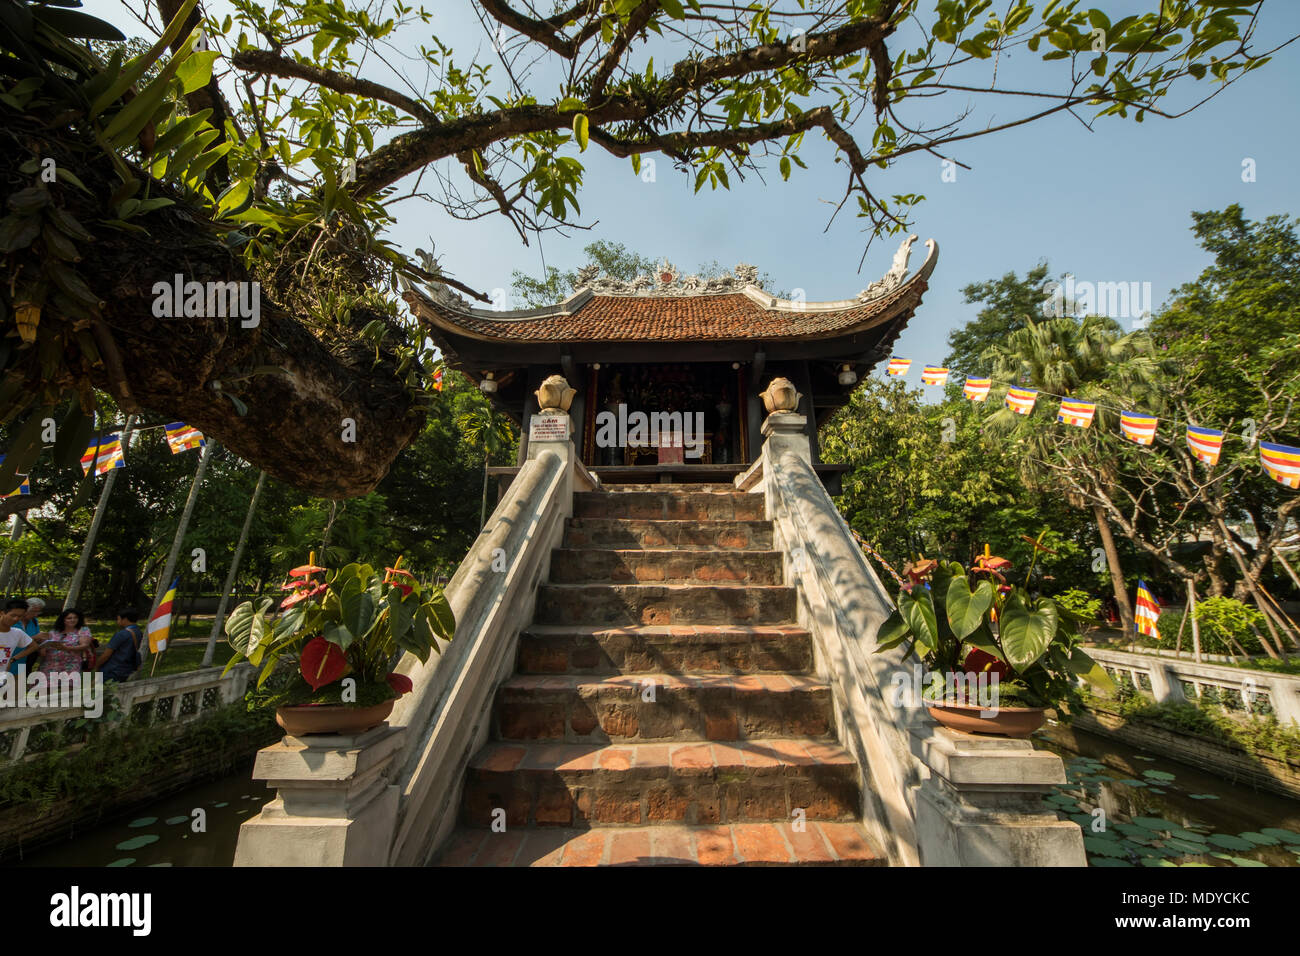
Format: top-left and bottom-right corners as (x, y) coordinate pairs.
(1086, 647), (1300, 726)
(0, 664), (255, 763)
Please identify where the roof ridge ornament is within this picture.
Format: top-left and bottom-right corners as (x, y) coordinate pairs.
(858, 234), (918, 301)
(571, 261), (765, 297)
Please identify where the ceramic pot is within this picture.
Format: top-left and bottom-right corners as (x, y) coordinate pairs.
(926, 701), (1046, 738)
(275, 699), (395, 736)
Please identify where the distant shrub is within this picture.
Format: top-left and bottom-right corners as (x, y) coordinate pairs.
(1055, 588), (1101, 622)
(1152, 599), (1263, 656)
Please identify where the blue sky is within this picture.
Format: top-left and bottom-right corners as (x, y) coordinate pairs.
(85, 1), (1300, 366)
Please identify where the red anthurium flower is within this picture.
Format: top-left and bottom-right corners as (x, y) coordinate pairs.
(391, 583), (413, 598)
(300, 636), (347, 690)
(901, 557), (937, 593)
(289, 564), (327, 578)
(386, 672), (413, 696)
(280, 589), (310, 609)
(384, 567), (416, 580)
(964, 648), (1011, 682)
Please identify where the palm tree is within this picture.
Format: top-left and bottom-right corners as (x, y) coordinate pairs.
(982, 315), (1165, 637)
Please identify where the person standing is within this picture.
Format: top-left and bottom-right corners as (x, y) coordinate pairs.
(9, 597), (44, 679)
(0, 600), (37, 688)
(36, 608), (92, 676)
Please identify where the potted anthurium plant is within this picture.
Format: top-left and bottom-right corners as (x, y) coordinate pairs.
(224, 555), (455, 736)
(876, 546), (1114, 738)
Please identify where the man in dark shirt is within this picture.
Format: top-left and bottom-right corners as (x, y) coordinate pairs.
(96, 607), (143, 683)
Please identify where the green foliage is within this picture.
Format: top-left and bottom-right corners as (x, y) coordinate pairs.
(1054, 589), (1101, 623)
(0, 699), (276, 814)
(875, 558), (1114, 713)
(224, 557), (454, 690)
(1104, 696), (1300, 766)
(1194, 597), (1265, 656)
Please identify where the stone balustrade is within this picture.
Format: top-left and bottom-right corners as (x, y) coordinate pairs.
(1086, 646), (1300, 725)
(0, 664), (254, 762)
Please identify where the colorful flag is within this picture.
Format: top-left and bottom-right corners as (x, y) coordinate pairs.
(148, 578), (178, 653)
(921, 366), (949, 386)
(1120, 411), (1158, 445)
(1186, 425), (1225, 465)
(0, 456), (28, 498)
(80, 434), (125, 476)
(1260, 440), (1300, 488)
(433, 367), (445, 392)
(1135, 580), (1162, 639)
(1005, 387), (1039, 415)
(886, 358), (912, 376)
(1057, 398), (1096, 428)
(963, 377), (991, 402)
(163, 422), (205, 454)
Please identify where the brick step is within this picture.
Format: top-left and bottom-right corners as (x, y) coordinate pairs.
(593, 483), (743, 493)
(548, 548), (782, 585)
(517, 624), (814, 676)
(535, 583), (796, 627)
(437, 821), (885, 866)
(461, 739), (859, 828)
(563, 518), (773, 551)
(574, 491), (765, 521)
(494, 673), (832, 743)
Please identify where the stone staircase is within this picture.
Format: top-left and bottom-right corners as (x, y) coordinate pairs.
(436, 484), (885, 866)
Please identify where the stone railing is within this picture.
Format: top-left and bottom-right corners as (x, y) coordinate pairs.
(234, 414), (595, 866)
(1087, 647), (1300, 725)
(0, 664), (254, 762)
(747, 408), (1084, 867)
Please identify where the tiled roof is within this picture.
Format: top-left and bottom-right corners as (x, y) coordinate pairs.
(405, 239), (938, 345)
(407, 278), (927, 343)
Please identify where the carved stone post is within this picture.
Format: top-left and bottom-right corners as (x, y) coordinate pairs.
(235, 725), (406, 866)
(758, 377), (810, 465)
(528, 374), (579, 515)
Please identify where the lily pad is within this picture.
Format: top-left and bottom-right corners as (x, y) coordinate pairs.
(1090, 857), (1134, 867)
(127, 817), (157, 828)
(1141, 769), (1176, 781)
(1085, 837), (1129, 857)
(115, 834), (159, 851)
(1045, 795), (1077, 808)
(1149, 788), (1166, 794)
(147, 863), (173, 867)
(1180, 862), (1212, 867)
(1133, 816), (1181, 832)
(1118, 779), (1148, 788)
(164, 815), (189, 825)
(213, 802), (229, 808)
(1134, 755), (1157, 761)
(1188, 794), (1220, 800)
(1116, 823), (1157, 838)
(1260, 828), (1300, 845)
(1207, 834), (1253, 851)
(1140, 856), (1177, 867)
(106, 858), (135, 867)
(1228, 856), (1267, 867)
(1163, 838), (1211, 854)
(1168, 828), (1208, 843)
(1239, 832), (1280, 846)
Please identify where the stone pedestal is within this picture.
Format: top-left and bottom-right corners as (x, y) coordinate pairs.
(910, 726), (1086, 866)
(234, 724), (405, 867)
(760, 411), (811, 464)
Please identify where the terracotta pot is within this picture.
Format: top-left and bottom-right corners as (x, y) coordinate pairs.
(926, 700), (1047, 738)
(275, 698), (395, 737)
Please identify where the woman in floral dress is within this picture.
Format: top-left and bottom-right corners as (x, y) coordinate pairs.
(37, 609), (93, 675)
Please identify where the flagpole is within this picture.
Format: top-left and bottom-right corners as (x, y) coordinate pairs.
(201, 470), (266, 667)
(141, 439), (215, 664)
(64, 415), (137, 610)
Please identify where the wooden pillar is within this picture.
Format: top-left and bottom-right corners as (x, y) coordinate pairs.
(794, 359), (821, 465)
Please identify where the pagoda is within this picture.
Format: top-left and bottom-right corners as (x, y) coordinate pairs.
(404, 235), (938, 490)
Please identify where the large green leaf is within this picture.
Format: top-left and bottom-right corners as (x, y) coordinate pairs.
(900, 590), (939, 658)
(89, 0), (198, 115)
(224, 597), (273, 656)
(998, 594), (1056, 672)
(946, 575), (994, 639)
(875, 607), (910, 652)
(1070, 648), (1116, 693)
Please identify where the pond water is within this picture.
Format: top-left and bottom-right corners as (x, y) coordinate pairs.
(1035, 720), (1300, 867)
(12, 764), (271, 868)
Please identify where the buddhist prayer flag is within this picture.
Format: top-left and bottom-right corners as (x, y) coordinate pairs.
(886, 358), (912, 376)
(163, 422), (205, 454)
(921, 366), (949, 386)
(1186, 425), (1225, 465)
(1005, 387), (1038, 415)
(0, 456), (28, 498)
(963, 378), (991, 402)
(148, 578), (178, 653)
(1057, 398), (1096, 428)
(1135, 580), (1162, 639)
(1260, 441), (1300, 488)
(80, 434), (124, 476)
(1120, 411), (1158, 445)
(433, 367), (444, 391)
